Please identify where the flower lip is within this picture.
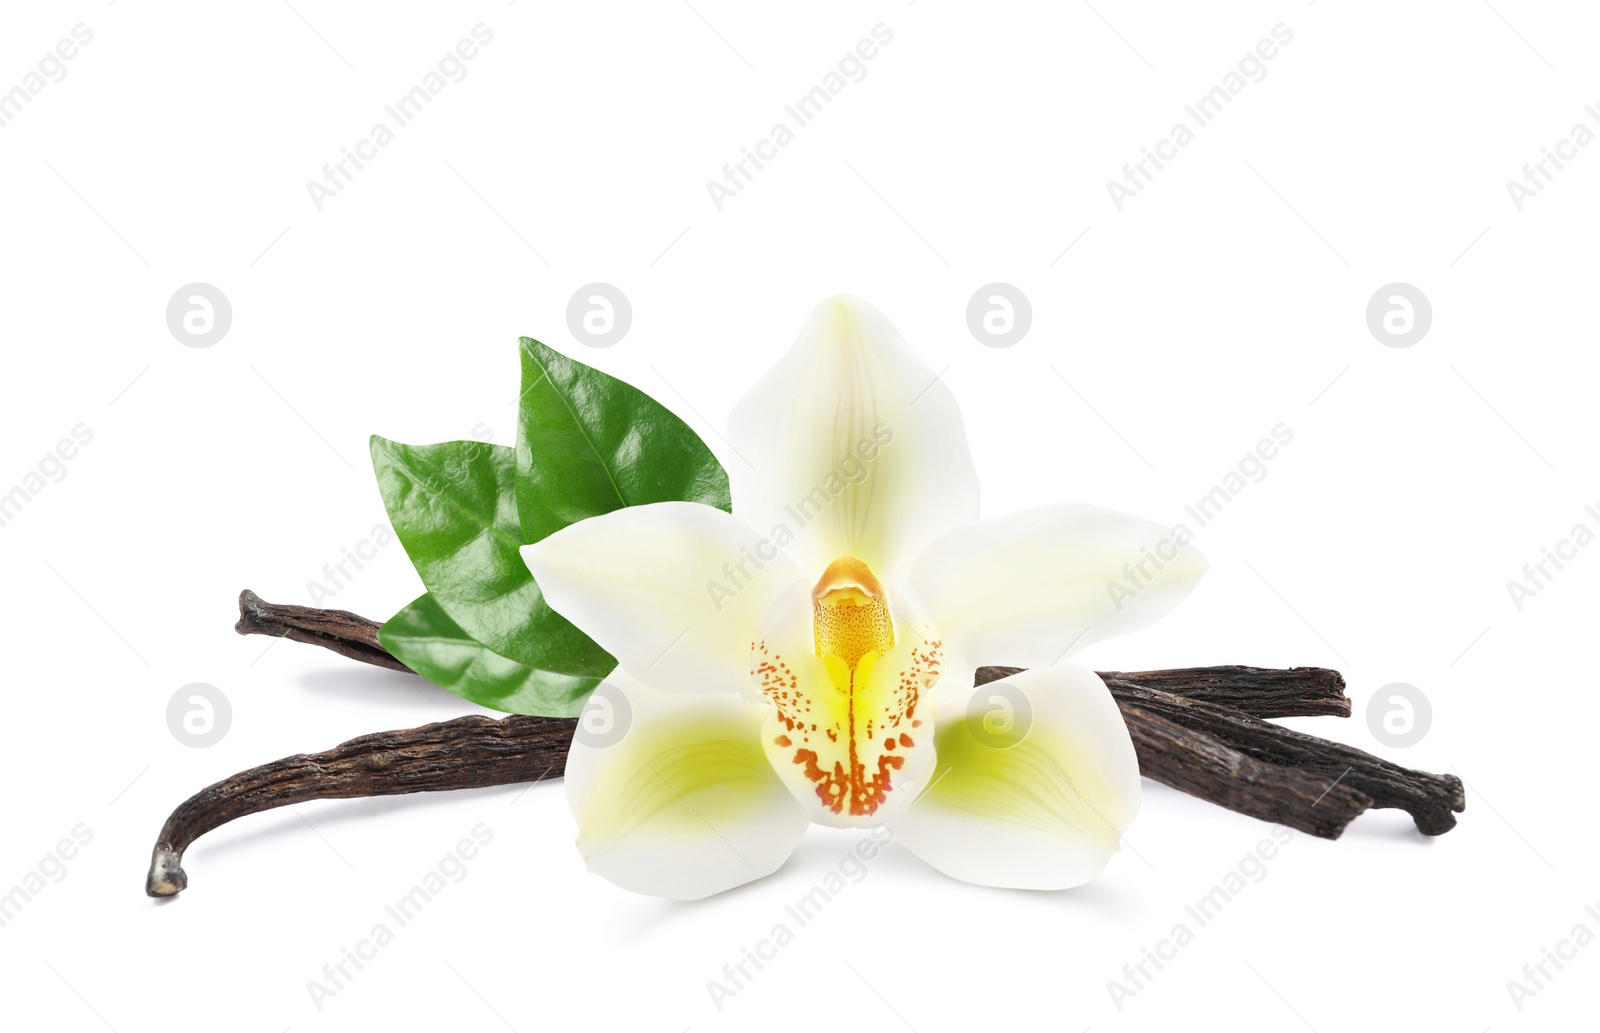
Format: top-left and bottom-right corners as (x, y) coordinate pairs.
(753, 571), (942, 826)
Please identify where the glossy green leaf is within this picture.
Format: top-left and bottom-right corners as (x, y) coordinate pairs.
(515, 337), (732, 544)
(378, 593), (596, 716)
(369, 435), (614, 677)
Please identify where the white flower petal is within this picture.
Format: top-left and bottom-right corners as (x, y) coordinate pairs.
(751, 578), (943, 828)
(728, 295), (980, 582)
(909, 504), (1206, 678)
(565, 675), (809, 900)
(522, 501), (802, 694)
(891, 665), (1140, 890)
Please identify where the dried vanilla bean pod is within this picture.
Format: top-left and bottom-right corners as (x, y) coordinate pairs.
(148, 641), (1440, 896)
(142, 679), (1407, 897)
(146, 713), (573, 897)
(150, 592), (1459, 898)
(1118, 702), (1372, 838)
(1097, 664), (1350, 718)
(233, 591), (1351, 718)
(1109, 681), (1466, 835)
(976, 666), (1463, 835)
(236, 589), (409, 672)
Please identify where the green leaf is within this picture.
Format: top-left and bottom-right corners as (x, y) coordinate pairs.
(369, 340), (735, 716)
(378, 593), (596, 716)
(368, 435), (614, 678)
(515, 337), (732, 543)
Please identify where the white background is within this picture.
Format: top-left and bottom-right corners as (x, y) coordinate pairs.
(1, 1), (1596, 1030)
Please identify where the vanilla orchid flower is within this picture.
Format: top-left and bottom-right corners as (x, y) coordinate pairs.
(522, 296), (1207, 899)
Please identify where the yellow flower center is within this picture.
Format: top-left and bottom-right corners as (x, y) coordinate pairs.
(811, 556), (895, 691)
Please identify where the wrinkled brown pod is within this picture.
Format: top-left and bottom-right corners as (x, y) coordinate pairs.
(142, 597), (1464, 897)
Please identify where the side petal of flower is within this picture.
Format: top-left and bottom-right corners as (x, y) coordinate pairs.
(522, 501), (802, 695)
(727, 295), (980, 581)
(566, 675), (810, 900)
(909, 504), (1206, 681)
(890, 665), (1140, 890)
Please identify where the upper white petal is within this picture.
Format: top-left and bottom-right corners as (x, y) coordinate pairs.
(728, 295), (980, 582)
(909, 504), (1207, 679)
(890, 665), (1141, 890)
(522, 501), (802, 694)
(565, 674), (809, 900)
